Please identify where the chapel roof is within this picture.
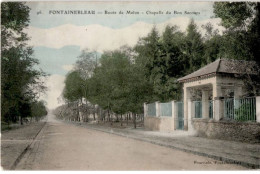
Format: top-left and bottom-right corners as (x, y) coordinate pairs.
(178, 58), (257, 83)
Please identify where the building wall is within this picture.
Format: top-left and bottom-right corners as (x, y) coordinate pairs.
(192, 119), (260, 143)
(144, 116), (175, 132)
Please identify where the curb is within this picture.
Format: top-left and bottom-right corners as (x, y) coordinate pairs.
(68, 121), (259, 169)
(10, 121), (47, 170)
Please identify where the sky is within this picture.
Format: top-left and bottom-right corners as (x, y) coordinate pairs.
(25, 1), (224, 109)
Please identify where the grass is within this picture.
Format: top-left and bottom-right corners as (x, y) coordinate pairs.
(1, 122), (26, 132)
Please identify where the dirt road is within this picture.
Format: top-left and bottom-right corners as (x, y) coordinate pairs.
(15, 113), (246, 170)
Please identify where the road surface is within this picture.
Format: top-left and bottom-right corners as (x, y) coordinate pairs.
(16, 113), (246, 170)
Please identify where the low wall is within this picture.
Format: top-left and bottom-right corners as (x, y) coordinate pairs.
(144, 116), (175, 132)
(192, 119), (260, 143)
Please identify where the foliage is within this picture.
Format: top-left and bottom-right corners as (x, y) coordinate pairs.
(75, 49), (97, 80)
(60, 2), (260, 120)
(62, 21), (219, 116)
(182, 20), (205, 73)
(1, 2), (48, 124)
(213, 2), (260, 95)
(213, 2), (253, 29)
(31, 101), (48, 121)
(235, 103), (256, 121)
(135, 26), (180, 102)
(89, 50), (138, 114)
(63, 71), (84, 102)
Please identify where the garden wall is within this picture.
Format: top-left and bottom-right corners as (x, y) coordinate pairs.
(144, 116), (175, 132)
(192, 119), (260, 143)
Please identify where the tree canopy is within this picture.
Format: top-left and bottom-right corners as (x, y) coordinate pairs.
(61, 2), (260, 118)
(1, 2), (48, 124)
(213, 2), (260, 95)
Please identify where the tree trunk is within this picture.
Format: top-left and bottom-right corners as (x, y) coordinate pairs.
(20, 116), (23, 125)
(134, 113), (136, 129)
(111, 112), (113, 126)
(121, 114), (123, 126)
(77, 102), (80, 122)
(86, 109), (89, 122)
(93, 106), (96, 120)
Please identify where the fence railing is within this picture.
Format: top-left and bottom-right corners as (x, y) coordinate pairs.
(176, 102), (184, 130)
(145, 97), (259, 124)
(160, 102), (172, 117)
(224, 97), (256, 121)
(194, 101), (202, 118)
(147, 103), (156, 116)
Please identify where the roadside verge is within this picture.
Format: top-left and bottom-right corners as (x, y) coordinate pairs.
(1, 121), (46, 170)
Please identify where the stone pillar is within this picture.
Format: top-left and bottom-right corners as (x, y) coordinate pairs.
(155, 101), (160, 117)
(214, 99), (223, 121)
(143, 103), (147, 117)
(191, 101), (195, 120)
(183, 87), (191, 130)
(173, 101), (178, 130)
(202, 90), (209, 119)
(171, 100), (176, 129)
(171, 100), (175, 118)
(213, 84), (223, 121)
(188, 99), (194, 132)
(256, 96), (260, 123)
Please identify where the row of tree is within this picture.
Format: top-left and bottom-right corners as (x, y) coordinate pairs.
(60, 2), (260, 122)
(1, 2), (48, 125)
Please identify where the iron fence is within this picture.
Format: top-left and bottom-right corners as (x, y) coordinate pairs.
(176, 102), (184, 130)
(194, 101), (202, 118)
(224, 97), (256, 121)
(147, 103), (156, 117)
(160, 102), (172, 117)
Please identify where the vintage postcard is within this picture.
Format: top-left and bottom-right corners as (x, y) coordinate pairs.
(1, 0), (260, 171)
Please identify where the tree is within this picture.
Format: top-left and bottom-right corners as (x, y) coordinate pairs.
(1, 2), (30, 51)
(202, 22), (223, 64)
(134, 25), (196, 102)
(182, 20), (205, 73)
(135, 26), (161, 79)
(213, 2), (254, 30)
(158, 25), (184, 101)
(31, 100), (48, 121)
(1, 2), (47, 124)
(134, 27), (162, 101)
(62, 70), (86, 121)
(126, 62), (153, 114)
(89, 51), (130, 113)
(213, 2), (260, 95)
(63, 71), (84, 103)
(79, 47), (152, 126)
(75, 49), (97, 80)
(214, 2), (260, 62)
